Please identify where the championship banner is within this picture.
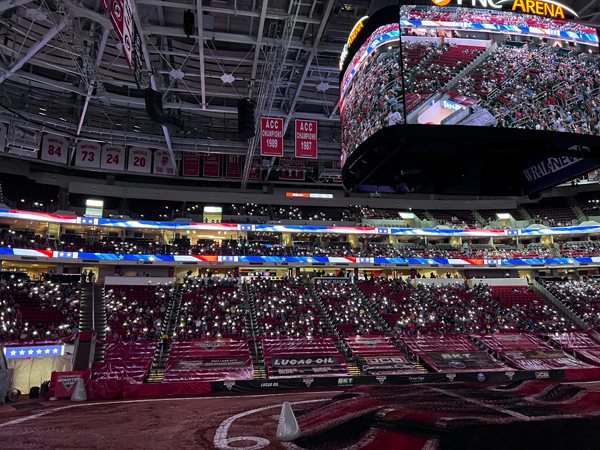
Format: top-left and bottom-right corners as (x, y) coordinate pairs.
(260, 117), (283, 157)
(203, 154), (220, 177)
(127, 146), (151, 173)
(295, 119), (317, 158)
(51, 370), (90, 398)
(174, 358), (249, 370)
(248, 155), (262, 179)
(269, 355), (347, 377)
(422, 352), (506, 372)
(182, 152), (200, 177)
(75, 140), (101, 168)
(355, 355), (425, 375)
(280, 157), (305, 180)
(101, 144), (126, 171)
(0, 122), (7, 152)
(40, 133), (69, 165)
(153, 149), (175, 176)
(226, 155), (243, 178)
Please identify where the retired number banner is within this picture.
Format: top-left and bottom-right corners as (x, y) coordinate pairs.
(101, 144), (126, 171)
(75, 141), (101, 169)
(261, 117), (283, 157)
(40, 133), (69, 165)
(127, 147), (152, 174)
(295, 119), (317, 158)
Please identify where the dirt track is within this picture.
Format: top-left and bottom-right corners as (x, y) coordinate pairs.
(0, 391), (337, 450)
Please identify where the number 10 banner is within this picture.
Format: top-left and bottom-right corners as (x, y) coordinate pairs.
(295, 119), (317, 159)
(261, 117), (283, 157)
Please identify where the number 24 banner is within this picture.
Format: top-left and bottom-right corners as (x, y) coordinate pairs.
(295, 119), (317, 159)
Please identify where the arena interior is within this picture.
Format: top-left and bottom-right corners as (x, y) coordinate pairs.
(3, 0), (600, 448)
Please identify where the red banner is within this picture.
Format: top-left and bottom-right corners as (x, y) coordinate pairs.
(182, 152), (200, 177)
(203, 154), (220, 178)
(280, 157), (305, 180)
(248, 155), (261, 180)
(50, 370), (91, 398)
(261, 117), (283, 157)
(226, 155), (243, 179)
(110, 0), (124, 41)
(295, 119), (317, 158)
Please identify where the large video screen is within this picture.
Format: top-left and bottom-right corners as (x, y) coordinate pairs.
(340, 4), (600, 163)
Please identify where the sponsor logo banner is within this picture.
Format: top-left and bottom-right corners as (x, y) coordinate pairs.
(424, 352), (506, 371)
(355, 355), (425, 375)
(174, 358), (249, 370)
(270, 355), (347, 376)
(503, 350), (567, 360)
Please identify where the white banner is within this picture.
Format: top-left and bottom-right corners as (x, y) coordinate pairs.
(127, 146), (152, 173)
(101, 144), (126, 171)
(153, 149), (175, 176)
(40, 134), (69, 164)
(75, 141), (101, 168)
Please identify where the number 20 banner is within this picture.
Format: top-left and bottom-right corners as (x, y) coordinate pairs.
(295, 119), (317, 159)
(75, 140), (101, 168)
(40, 133), (69, 165)
(261, 117), (283, 157)
(127, 146), (152, 173)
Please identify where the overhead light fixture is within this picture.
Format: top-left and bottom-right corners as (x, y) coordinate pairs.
(170, 69), (185, 80)
(316, 82), (330, 92)
(221, 74), (235, 84)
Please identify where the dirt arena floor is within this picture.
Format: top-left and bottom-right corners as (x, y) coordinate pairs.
(2, 381), (600, 450)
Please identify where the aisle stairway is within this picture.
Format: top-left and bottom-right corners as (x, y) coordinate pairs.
(72, 282), (106, 371)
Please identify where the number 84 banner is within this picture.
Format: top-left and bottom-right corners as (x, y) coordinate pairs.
(40, 133), (70, 165)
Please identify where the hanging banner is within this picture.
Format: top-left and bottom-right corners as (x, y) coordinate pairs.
(295, 119), (317, 159)
(260, 117), (283, 157)
(109, 0), (124, 41)
(226, 155), (243, 178)
(182, 152), (200, 177)
(122, 0), (133, 68)
(203, 154), (220, 178)
(423, 352), (506, 372)
(0, 122), (7, 152)
(132, 23), (144, 89)
(75, 141), (101, 169)
(280, 157), (305, 180)
(248, 155), (261, 180)
(127, 147), (152, 174)
(101, 144), (126, 171)
(153, 149), (175, 176)
(40, 134), (69, 165)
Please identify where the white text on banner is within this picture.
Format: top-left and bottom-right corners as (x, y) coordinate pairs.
(261, 117), (283, 157)
(295, 119), (317, 158)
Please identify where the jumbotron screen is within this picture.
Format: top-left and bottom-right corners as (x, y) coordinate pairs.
(340, 2), (600, 163)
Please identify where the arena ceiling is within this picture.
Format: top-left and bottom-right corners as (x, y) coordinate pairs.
(0, 0), (598, 185)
